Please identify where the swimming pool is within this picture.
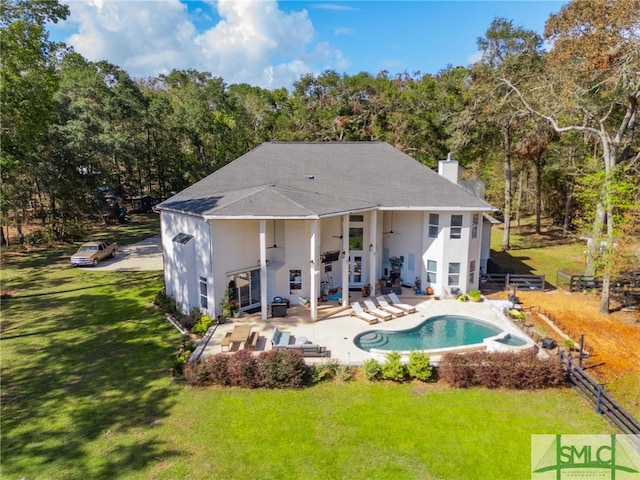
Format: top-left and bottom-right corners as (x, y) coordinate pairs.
(354, 315), (505, 352)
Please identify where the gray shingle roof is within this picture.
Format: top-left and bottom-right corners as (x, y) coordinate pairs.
(157, 142), (493, 218)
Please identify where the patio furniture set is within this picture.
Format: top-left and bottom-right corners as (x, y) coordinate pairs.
(350, 293), (417, 324)
(271, 326), (327, 357)
(221, 325), (259, 352)
(220, 325), (326, 357)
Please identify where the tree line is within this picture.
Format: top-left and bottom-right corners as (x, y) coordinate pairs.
(1, 0), (638, 313)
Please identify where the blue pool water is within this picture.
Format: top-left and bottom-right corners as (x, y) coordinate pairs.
(353, 315), (504, 352)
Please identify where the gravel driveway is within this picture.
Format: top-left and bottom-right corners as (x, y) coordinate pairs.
(88, 235), (163, 271)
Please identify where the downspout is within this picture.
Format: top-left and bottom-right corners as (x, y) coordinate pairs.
(310, 219), (318, 321)
(259, 219), (268, 321)
(341, 214), (349, 308)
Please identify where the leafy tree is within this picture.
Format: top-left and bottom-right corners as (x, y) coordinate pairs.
(455, 18), (545, 250)
(157, 70), (242, 184)
(504, 0), (640, 312)
(0, 0), (69, 244)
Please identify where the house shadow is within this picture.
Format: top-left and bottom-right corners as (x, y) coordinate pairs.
(486, 249), (558, 292)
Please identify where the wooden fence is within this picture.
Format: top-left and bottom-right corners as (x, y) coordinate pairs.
(556, 271), (602, 292)
(559, 350), (640, 435)
(479, 273), (546, 291)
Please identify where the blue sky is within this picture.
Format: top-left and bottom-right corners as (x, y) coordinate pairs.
(48, 0), (567, 90)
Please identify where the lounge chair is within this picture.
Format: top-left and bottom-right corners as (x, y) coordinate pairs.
(387, 292), (417, 314)
(350, 302), (378, 324)
(363, 299), (393, 321)
(375, 296), (405, 317)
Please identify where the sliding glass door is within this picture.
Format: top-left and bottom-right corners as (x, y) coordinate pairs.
(226, 268), (260, 311)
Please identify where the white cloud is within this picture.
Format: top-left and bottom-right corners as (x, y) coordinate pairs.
(467, 51), (483, 66)
(58, 0), (347, 89)
(311, 4), (359, 12)
(334, 27), (355, 36)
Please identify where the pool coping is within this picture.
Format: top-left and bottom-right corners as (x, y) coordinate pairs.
(367, 309), (537, 365)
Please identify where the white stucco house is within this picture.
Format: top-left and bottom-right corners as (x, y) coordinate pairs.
(156, 142), (495, 321)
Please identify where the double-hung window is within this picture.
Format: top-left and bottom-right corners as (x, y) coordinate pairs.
(469, 260), (476, 284)
(428, 214), (439, 238)
(448, 263), (460, 286)
(471, 214), (479, 239)
(450, 215), (463, 239)
(426, 260), (437, 284)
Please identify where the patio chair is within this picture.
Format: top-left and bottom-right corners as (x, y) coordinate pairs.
(363, 299), (392, 321)
(387, 292), (417, 314)
(350, 302), (378, 324)
(375, 296), (405, 317)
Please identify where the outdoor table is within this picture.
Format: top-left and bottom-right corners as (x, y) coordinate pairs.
(229, 325), (252, 346)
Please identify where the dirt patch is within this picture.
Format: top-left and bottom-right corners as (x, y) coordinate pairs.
(411, 381), (448, 395)
(488, 289), (640, 415)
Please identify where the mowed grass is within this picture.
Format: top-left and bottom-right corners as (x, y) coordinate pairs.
(489, 220), (587, 287)
(1, 218), (613, 479)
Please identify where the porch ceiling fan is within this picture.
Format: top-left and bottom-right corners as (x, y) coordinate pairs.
(266, 219), (282, 248)
(383, 211), (399, 235)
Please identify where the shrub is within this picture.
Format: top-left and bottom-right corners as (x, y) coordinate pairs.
(177, 314), (195, 331)
(183, 359), (211, 387)
(192, 315), (213, 336)
(190, 308), (203, 324)
(438, 353), (475, 388)
(467, 290), (482, 301)
(361, 358), (381, 381)
(321, 359), (342, 378)
(24, 230), (53, 247)
(257, 349), (309, 388)
(309, 363), (331, 383)
(206, 353), (230, 386)
(174, 350), (191, 375)
(154, 289), (172, 312)
(227, 350), (259, 388)
(380, 351), (407, 382)
(438, 351), (567, 389)
(406, 352), (433, 381)
(334, 364), (352, 382)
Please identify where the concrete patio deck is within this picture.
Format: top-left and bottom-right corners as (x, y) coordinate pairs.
(196, 290), (528, 366)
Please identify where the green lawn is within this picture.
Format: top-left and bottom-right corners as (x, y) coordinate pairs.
(1, 218), (613, 479)
(489, 220), (587, 288)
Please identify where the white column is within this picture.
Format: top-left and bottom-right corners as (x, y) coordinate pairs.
(341, 214), (349, 308)
(310, 219), (318, 321)
(259, 219), (268, 320)
(369, 210), (377, 290)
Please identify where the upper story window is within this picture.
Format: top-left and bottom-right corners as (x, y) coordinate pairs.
(450, 215), (463, 239)
(428, 213), (439, 238)
(471, 214), (479, 239)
